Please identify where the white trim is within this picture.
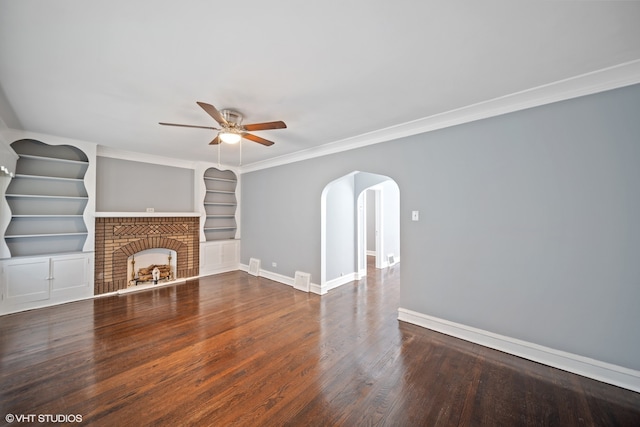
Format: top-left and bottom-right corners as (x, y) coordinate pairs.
(378, 255), (400, 269)
(94, 212), (201, 217)
(240, 60), (640, 173)
(239, 263), (323, 295)
(324, 272), (358, 293)
(254, 266), (294, 287)
(398, 308), (640, 393)
(357, 191), (366, 278)
(199, 264), (239, 277)
(116, 278), (188, 295)
(309, 283), (322, 295)
(374, 188), (383, 269)
(0, 136), (18, 161)
(97, 145), (199, 169)
(320, 171), (358, 290)
(98, 145), (241, 173)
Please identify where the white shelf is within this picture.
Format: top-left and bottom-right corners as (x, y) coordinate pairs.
(204, 202), (237, 206)
(206, 189), (235, 194)
(14, 173), (84, 182)
(5, 232), (88, 239)
(18, 154), (89, 165)
(203, 176), (236, 183)
(6, 194), (88, 200)
(12, 214), (84, 218)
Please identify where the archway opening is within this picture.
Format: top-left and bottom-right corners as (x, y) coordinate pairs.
(320, 171), (400, 294)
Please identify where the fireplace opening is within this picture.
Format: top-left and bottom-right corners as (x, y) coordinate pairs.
(127, 248), (177, 287)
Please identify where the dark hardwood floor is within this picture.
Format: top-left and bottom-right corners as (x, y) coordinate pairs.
(1, 257), (639, 426)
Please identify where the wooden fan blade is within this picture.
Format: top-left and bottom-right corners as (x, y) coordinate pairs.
(197, 102), (228, 126)
(243, 133), (275, 146)
(159, 122), (219, 130)
(243, 121), (287, 131)
(209, 135), (221, 145)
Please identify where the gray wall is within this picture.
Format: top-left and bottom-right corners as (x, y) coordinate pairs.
(96, 156), (194, 212)
(366, 189), (375, 252)
(325, 172), (356, 279)
(241, 84), (640, 371)
(379, 180), (400, 261)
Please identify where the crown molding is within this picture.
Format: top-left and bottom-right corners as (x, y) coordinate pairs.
(97, 145), (198, 169)
(240, 59), (640, 174)
(97, 145), (241, 172)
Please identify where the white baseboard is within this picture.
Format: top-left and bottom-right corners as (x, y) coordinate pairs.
(239, 263), (322, 295)
(380, 255), (400, 269)
(398, 307), (640, 393)
(199, 263), (239, 277)
(363, 254), (400, 269)
(324, 272), (358, 293)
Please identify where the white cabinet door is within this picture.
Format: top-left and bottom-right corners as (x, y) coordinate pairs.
(221, 240), (239, 267)
(203, 242), (223, 268)
(200, 240), (240, 275)
(3, 257), (51, 304)
(51, 254), (91, 299)
(1, 253), (93, 314)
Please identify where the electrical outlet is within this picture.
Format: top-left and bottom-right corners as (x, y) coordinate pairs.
(272, 262), (277, 268)
(412, 210), (419, 221)
(146, 208), (154, 213)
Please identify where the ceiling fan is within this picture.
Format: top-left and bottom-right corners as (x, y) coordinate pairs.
(159, 102), (286, 146)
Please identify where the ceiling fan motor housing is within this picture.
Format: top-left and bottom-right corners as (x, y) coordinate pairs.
(160, 101), (283, 146)
(221, 110), (243, 126)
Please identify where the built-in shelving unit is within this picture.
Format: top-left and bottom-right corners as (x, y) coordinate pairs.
(203, 168), (237, 240)
(4, 140), (89, 257)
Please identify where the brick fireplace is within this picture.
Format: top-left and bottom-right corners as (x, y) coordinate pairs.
(94, 216), (200, 294)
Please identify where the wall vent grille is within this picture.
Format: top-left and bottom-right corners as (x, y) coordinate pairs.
(248, 258), (260, 276)
(293, 271), (311, 292)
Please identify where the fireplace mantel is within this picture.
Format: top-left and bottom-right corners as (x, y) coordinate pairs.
(95, 212), (201, 218)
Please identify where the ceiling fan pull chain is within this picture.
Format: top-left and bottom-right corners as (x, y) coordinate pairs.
(239, 140), (242, 166)
(217, 139), (221, 168)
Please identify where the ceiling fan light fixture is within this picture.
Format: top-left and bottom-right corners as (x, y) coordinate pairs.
(219, 130), (242, 144)
(161, 102), (284, 147)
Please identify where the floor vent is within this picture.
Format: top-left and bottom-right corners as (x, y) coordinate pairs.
(293, 271), (311, 292)
(248, 258), (261, 276)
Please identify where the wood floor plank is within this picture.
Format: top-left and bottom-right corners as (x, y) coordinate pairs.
(1, 258), (639, 426)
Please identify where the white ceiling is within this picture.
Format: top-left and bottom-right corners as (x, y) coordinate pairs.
(1, 1), (639, 168)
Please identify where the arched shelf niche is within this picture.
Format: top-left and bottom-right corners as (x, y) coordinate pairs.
(202, 167), (237, 240)
(4, 139), (89, 257)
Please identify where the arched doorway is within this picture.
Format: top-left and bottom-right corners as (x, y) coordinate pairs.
(320, 171), (400, 294)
